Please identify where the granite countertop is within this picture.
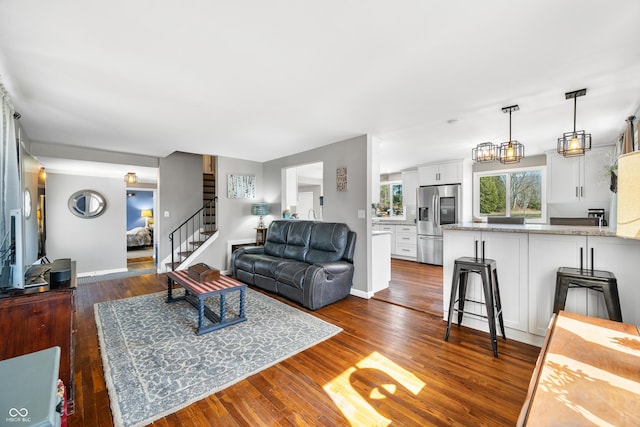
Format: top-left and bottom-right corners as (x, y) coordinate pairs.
(443, 222), (617, 237)
(372, 219), (416, 226)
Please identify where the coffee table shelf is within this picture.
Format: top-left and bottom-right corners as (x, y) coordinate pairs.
(166, 270), (247, 335)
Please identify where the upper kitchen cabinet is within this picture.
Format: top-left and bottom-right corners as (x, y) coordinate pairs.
(546, 145), (613, 204)
(401, 170), (418, 207)
(418, 161), (462, 186)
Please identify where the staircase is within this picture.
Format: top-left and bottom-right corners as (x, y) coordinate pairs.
(165, 158), (218, 271)
(166, 198), (217, 271)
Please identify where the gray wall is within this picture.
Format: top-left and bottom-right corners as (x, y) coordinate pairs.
(191, 156), (265, 271)
(46, 173), (127, 275)
(157, 152), (203, 262)
(262, 135), (370, 294)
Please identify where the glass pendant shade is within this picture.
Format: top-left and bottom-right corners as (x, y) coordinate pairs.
(498, 105), (523, 164)
(558, 89), (591, 157)
(557, 130), (591, 157)
(498, 141), (525, 164)
(472, 142), (497, 162)
(124, 172), (138, 184)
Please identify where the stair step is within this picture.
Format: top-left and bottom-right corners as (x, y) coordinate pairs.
(189, 241), (205, 247)
(165, 262), (181, 270)
(178, 251), (193, 258)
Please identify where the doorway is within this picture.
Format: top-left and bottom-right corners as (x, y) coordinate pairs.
(282, 162), (323, 219)
(125, 189), (156, 272)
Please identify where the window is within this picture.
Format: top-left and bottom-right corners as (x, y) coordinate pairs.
(375, 181), (404, 218)
(474, 167), (545, 222)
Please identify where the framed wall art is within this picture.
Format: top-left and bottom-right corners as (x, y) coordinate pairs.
(227, 174), (256, 199)
(336, 167), (348, 192)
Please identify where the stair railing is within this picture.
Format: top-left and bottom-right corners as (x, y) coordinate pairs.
(168, 197), (217, 270)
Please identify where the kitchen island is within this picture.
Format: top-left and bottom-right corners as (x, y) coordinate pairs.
(443, 223), (640, 346)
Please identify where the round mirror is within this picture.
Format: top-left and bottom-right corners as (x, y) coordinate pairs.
(24, 188), (32, 219)
(68, 190), (107, 218)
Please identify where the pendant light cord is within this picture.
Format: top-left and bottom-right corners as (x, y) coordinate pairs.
(573, 96), (577, 133)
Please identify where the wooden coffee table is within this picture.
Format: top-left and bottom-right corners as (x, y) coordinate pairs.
(166, 270), (247, 335)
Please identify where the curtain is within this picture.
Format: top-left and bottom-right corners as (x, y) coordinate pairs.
(621, 115), (635, 155)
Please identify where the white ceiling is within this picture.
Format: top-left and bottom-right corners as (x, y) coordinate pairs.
(1, 0), (640, 176)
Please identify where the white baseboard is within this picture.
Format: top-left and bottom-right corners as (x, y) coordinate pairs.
(78, 267), (128, 278)
(350, 288), (372, 299)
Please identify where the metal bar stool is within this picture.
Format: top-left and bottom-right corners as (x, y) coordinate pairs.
(554, 267), (622, 322)
(444, 256), (506, 357)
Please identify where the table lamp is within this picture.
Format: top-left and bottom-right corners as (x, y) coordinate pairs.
(252, 203), (269, 228)
(141, 209), (153, 227)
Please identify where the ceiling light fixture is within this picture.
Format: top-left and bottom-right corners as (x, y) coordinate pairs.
(557, 88), (591, 157)
(472, 141), (497, 163)
(124, 172), (138, 184)
(498, 105), (524, 164)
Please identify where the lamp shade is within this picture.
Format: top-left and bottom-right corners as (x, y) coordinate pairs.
(124, 172), (138, 184)
(616, 151), (640, 239)
(140, 209), (153, 218)
(252, 203), (269, 216)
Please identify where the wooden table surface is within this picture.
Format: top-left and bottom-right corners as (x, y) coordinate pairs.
(518, 311), (640, 426)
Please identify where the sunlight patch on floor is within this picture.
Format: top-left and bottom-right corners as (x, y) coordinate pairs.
(323, 351), (425, 426)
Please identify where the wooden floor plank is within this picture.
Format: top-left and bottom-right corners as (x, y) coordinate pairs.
(67, 261), (540, 427)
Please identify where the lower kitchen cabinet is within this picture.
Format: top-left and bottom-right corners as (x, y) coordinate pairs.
(372, 223), (417, 260)
(443, 230), (528, 334)
(528, 234), (640, 336)
(394, 225), (417, 260)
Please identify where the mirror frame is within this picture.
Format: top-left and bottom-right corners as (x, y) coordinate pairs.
(68, 189), (107, 218)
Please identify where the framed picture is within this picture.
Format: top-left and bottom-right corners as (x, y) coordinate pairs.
(227, 174), (256, 199)
(336, 167), (348, 192)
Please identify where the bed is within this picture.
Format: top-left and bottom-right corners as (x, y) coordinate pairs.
(126, 226), (153, 248)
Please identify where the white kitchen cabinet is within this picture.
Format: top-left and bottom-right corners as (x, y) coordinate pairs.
(418, 161), (462, 186)
(443, 230), (528, 333)
(371, 232), (391, 292)
(546, 146), (613, 203)
(528, 234), (585, 336)
(588, 236), (640, 327)
(401, 170), (418, 208)
(394, 224), (417, 260)
(528, 233), (640, 336)
(373, 224), (395, 254)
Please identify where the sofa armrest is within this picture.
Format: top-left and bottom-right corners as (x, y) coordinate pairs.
(230, 245), (265, 278)
(311, 261), (353, 275)
(303, 261), (355, 310)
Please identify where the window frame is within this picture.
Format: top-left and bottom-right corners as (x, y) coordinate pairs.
(375, 180), (405, 219)
(473, 165), (546, 224)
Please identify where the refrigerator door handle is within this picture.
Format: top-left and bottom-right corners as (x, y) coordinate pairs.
(434, 194), (440, 228)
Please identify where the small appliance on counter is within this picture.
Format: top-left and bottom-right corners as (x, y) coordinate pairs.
(588, 208), (607, 226)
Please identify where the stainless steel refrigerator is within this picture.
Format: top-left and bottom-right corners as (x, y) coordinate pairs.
(417, 184), (461, 265)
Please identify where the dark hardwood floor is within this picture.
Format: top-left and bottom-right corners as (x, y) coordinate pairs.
(373, 259), (444, 316)
(69, 262), (541, 426)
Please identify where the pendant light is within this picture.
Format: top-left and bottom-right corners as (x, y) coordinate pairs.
(124, 172), (138, 184)
(498, 105), (524, 164)
(557, 88), (591, 157)
(472, 141), (497, 163)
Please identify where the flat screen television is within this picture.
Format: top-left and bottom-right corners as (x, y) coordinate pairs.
(1, 127), (46, 290)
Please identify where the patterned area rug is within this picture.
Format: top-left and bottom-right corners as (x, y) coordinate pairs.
(95, 289), (341, 427)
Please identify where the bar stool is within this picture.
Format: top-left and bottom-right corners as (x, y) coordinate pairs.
(444, 256), (506, 357)
(554, 267), (623, 322)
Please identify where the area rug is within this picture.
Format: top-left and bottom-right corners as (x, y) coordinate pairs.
(95, 289), (341, 427)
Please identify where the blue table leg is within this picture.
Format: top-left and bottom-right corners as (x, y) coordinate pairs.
(198, 298), (204, 333)
(240, 288), (246, 318)
(220, 293), (226, 324)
